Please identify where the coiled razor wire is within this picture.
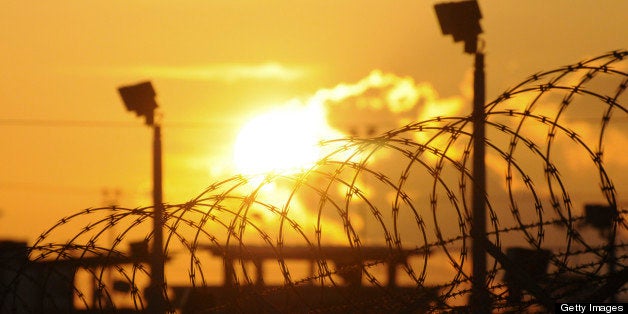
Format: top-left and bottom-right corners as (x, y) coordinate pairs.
(1, 50), (627, 313)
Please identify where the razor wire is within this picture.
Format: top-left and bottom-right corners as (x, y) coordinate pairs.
(1, 50), (627, 313)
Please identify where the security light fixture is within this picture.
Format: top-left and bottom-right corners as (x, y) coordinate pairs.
(118, 81), (158, 126)
(434, 0), (483, 54)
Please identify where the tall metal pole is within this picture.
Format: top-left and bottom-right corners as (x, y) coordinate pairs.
(433, 1), (485, 310)
(150, 124), (166, 313)
(117, 81), (165, 312)
(470, 50), (490, 313)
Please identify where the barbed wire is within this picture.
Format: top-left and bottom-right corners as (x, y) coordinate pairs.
(1, 50), (627, 313)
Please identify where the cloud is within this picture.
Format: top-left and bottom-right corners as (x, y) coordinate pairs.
(303, 70), (468, 137)
(81, 62), (309, 82)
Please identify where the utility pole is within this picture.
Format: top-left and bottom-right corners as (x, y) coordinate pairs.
(118, 81), (166, 314)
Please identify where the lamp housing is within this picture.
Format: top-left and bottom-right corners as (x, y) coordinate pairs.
(118, 81), (158, 125)
(434, 0), (483, 54)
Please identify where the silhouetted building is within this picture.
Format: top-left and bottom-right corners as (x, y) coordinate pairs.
(171, 245), (439, 313)
(0, 240), (148, 313)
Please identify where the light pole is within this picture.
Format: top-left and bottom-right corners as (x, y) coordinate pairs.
(434, 1), (489, 312)
(118, 81), (166, 314)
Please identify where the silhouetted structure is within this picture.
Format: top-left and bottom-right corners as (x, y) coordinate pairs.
(0, 241), (148, 313)
(171, 245), (437, 313)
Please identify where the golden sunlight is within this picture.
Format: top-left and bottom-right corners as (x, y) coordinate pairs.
(234, 104), (336, 175)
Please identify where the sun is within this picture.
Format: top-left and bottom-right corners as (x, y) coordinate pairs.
(234, 104), (335, 175)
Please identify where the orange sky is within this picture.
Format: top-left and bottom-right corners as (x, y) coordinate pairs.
(1, 0), (627, 241)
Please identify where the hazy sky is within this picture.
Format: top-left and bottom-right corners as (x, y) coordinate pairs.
(1, 0), (627, 241)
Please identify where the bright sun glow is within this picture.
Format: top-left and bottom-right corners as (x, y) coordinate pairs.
(234, 104), (335, 175)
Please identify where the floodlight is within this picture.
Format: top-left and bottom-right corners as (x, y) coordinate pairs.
(434, 0), (483, 54)
(118, 81), (158, 125)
